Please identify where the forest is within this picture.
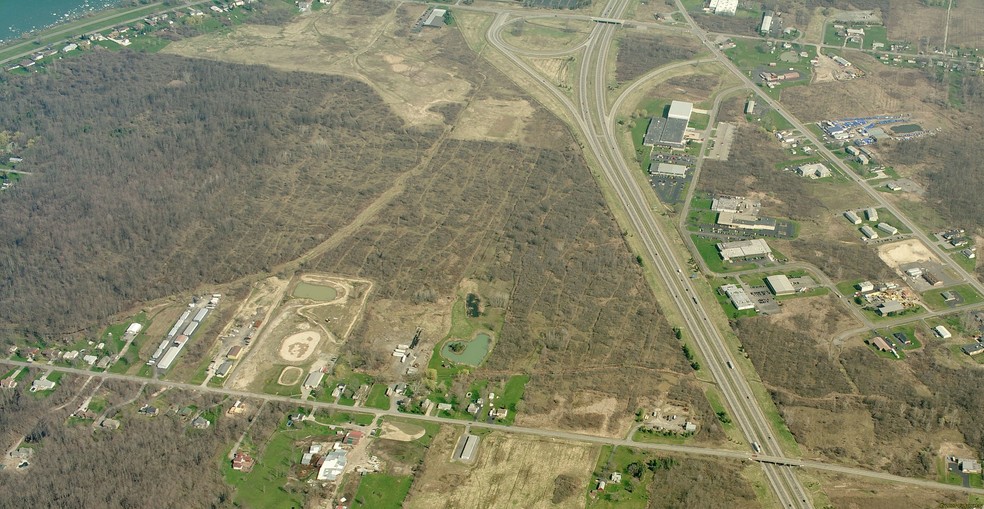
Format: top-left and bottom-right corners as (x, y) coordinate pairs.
(615, 33), (699, 84)
(0, 51), (439, 338)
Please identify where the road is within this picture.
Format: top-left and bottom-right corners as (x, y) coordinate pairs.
(7, 358), (984, 498)
(487, 2), (811, 506)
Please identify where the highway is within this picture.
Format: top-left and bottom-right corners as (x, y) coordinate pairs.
(488, 1), (811, 506)
(7, 357), (984, 499)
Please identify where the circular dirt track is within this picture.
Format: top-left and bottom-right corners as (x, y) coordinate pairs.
(278, 366), (304, 386)
(279, 331), (321, 363)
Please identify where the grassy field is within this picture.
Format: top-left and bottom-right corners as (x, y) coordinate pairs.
(351, 474), (413, 509)
(921, 284), (984, 311)
(365, 383), (391, 410)
(951, 252), (978, 273)
(691, 235), (755, 273)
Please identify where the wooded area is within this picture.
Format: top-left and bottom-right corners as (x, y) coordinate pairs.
(615, 33), (699, 84)
(0, 52), (438, 338)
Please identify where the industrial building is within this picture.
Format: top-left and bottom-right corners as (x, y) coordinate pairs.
(844, 210), (861, 225)
(962, 343), (984, 356)
(711, 195), (759, 214)
(643, 101), (693, 148)
(860, 225), (878, 239)
(877, 222), (898, 235)
(649, 162), (688, 177)
(745, 100), (755, 114)
(765, 275), (795, 296)
(708, 0), (737, 15)
(721, 284), (755, 310)
(866, 207), (878, 221)
(317, 449), (347, 481)
(857, 281), (874, 292)
(935, 325), (952, 339)
(716, 212), (776, 231)
(423, 8), (446, 27)
(156, 335), (188, 370)
(717, 239), (772, 261)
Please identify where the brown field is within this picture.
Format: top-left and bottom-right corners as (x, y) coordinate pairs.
(884, 0), (984, 50)
(406, 431), (597, 509)
(500, 18), (592, 53)
(877, 239), (939, 270)
(814, 470), (975, 509)
(782, 51), (947, 124)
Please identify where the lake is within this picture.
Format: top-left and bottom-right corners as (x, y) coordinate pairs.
(0, 0), (123, 44)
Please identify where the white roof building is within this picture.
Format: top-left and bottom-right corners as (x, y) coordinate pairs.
(651, 162), (688, 177)
(765, 275), (795, 296)
(721, 284), (755, 310)
(844, 210), (861, 225)
(31, 378), (56, 392)
(935, 325), (952, 339)
(877, 222), (898, 235)
(126, 323), (143, 334)
(717, 239), (772, 261)
(866, 207), (879, 221)
(708, 0), (738, 15)
(860, 225), (878, 239)
(667, 100), (693, 121)
(760, 13), (773, 33)
(303, 371), (325, 389)
(317, 449), (348, 481)
(796, 163), (831, 179)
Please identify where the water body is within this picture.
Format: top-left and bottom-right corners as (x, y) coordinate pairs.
(0, 0), (124, 45)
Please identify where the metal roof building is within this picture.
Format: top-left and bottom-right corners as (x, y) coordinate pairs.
(765, 275), (795, 296)
(860, 225), (878, 239)
(877, 222), (898, 235)
(877, 300), (904, 316)
(866, 207), (878, 221)
(303, 370), (325, 389)
(717, 239), (772, 261)
(935, 325), (952, 339)
(668, 100), (693, 121)
(716, 212), (776, 231)
(454, 434), (480, 462)
(844, 210), (861, 225)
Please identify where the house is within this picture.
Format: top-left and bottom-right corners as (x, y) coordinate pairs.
(893, 332), (911, 345)
(489, 407), (509, 419)
(139, 405), (159, 416)
(215, 360), (233, 378)
(30, 378), (56, 392)
(962, 343), (984, 356)
(611, 472), (623, 483)
(228, 400), (247, 415)
(232, 452), (255, 472)
(466, 402), (480, 414)
(1, 377), (17, 389)
(191, 416), (211, 429)
(100, 418), (121, 430)
(960, 459), (982, 474)
(344, 430), (364, 446)
(871, 337), (893, 352)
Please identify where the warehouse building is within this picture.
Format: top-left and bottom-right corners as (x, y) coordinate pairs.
(717, 239), (772, 261)
(860, 225), (878, 239)
(760, 11), (773, 34)
(877, 222), (898, 235)
(721, 284), (755, 310)
(844, 210), (861, 225)
(796, 163), (831, 179)
(877, 300), (904, 316)
(708, 0), (737, 15)
(935, 325), (952, 339)
(453, 434), (480, 462)
(716, 212), (777, 231)
(303, 370), (325, 390)
(765, 275), (795, 296)
(866, 207), (878, 221)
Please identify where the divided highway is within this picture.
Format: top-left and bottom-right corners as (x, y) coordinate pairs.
(489, 2), (810, 507)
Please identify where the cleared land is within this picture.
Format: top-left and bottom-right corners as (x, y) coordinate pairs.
(406, 431), (597, 509)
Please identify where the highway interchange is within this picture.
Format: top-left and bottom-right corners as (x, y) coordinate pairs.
(4, 0), (984, 506)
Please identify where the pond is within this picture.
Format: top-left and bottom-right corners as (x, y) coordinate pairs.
(293, 282), (337, 301)
(441, 332), (492, 367)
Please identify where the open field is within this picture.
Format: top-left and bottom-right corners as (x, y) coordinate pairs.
(500, 18), (592, 53)
(407, 431), (598, 509)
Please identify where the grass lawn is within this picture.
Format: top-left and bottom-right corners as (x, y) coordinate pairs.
(757, 108), (793, 132)
(629, 117), (656, 173)
(632, 428), (688, 444)
(365, 383), (391, 410)
(951, 252), (977, 273)
(318, 410), (375, 427)
(351, 474), (413, 509)
(223, 431), (304, 508)
(492, 374), (529, 425)
(922, 284), (984, 311)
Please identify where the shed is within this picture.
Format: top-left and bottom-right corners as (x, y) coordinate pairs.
(935, 325), (952, 339)
(303, 370), (325, 389)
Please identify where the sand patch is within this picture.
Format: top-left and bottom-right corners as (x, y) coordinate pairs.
(451, 98), (535, 143)
(380, 421), (425, 442)
(877, 239), (938, 270)
(278, 366), (304, 385)
(279, 331), (321, 363)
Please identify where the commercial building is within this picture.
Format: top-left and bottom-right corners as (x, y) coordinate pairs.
(877, 222), (898, 235)
(215, 360), (232, 378)
(860, 225), (878, 239)
(765, 275), (795, 296)
(423, 8), (446, 27)
(716, 211), (776, 231)
(717, 239), (772, 261)
(865, 207), (878, 221)
(226, 345), (242, 359)
(649, 162), (688, 177)
(454, 434), (480, 462)
(844, 210), (861, 225)
(857, 281), (874, 292)
(935, 325), (952, 339)
(721, 284), (755, 310)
